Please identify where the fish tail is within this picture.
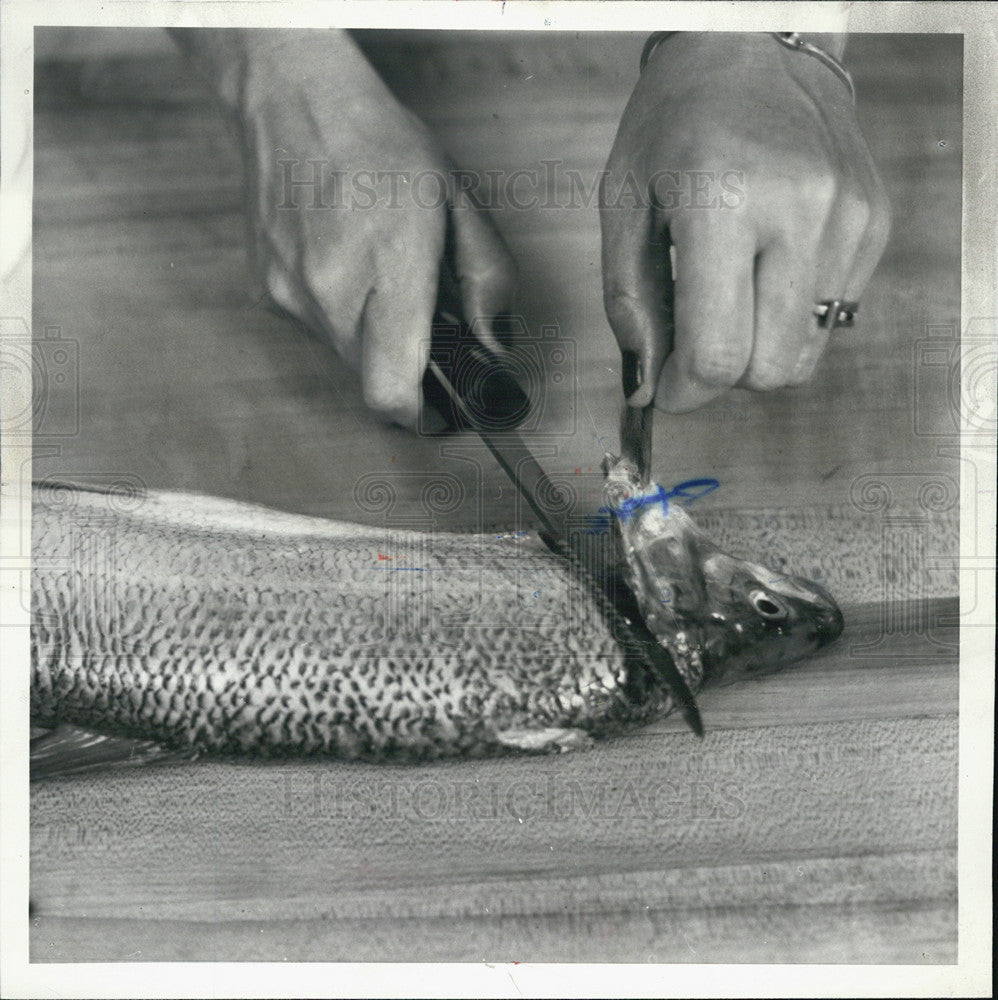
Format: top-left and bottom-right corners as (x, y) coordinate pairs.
(30, 724), (198, 780)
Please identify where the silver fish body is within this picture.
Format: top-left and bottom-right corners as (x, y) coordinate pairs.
(30, 476), (841, 761)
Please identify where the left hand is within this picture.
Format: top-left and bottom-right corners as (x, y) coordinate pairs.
(600, 32), (892, 413)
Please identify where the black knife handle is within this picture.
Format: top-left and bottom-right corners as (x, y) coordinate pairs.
(421, 262), (530, 433)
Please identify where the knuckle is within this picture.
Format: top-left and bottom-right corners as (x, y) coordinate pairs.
(299, 248), (339, 298)
(687, 348), (748, 389)
(865, 188), (893, 254)
(797, 170), (840, 220)
(264, 267), (298, 312)
(479, 250), (518, 296)
(837, 187), (872, 235)
(602, 287), (646, 333)
(362, 380), (416, 424)
(743, 360), (789, 392)
(786, 359), (818, 387)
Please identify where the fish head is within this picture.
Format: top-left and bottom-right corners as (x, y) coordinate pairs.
(601, 454), (843, 687)
(698, 550), (844, 682)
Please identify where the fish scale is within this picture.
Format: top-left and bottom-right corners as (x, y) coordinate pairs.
(30, 474), (842, 764)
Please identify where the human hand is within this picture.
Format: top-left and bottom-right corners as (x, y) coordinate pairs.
(600, 32), (891, 413)
(171, 29), (515, 430)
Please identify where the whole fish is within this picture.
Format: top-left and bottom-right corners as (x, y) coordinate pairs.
(30, 472), (842, 767)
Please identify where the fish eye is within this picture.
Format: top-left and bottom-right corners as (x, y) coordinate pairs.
(749, 590), (788, 620)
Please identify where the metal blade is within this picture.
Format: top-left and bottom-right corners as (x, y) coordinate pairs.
(619, 404), (654, 486)
(619, 350), (653, 484)
(426, 359), (569, 555)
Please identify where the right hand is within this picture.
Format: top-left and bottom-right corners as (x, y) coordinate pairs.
(173, 29), (516, 431)
(600, 32), (891, 414)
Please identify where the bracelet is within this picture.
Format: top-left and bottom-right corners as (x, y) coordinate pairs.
(639, 31), (855, 105)
(638, 32), (678, 73)
(771, 32), (855, 103)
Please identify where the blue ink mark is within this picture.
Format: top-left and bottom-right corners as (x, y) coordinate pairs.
(602, 478), (721, 522)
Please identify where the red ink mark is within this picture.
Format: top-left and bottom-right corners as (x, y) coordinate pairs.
(391, 456), (395, 463)
(378, 551), (392, 561)
(574, 467), (581, 475)
(588, 467), (592, 472)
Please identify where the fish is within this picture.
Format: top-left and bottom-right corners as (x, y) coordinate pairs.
(29, 473), (843, 772)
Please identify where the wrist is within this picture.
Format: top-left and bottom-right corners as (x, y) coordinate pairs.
(640, 32), (852, 105)
(168, 28), (250, 110)
(169, 28), (379, 116)
(792, 32), (847, 61)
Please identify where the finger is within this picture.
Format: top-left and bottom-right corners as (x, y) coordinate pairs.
(599, 188), (673, 407)
(360, 226), (445, 430)
(829, 120), (893, 304)
(839, 176), (893, 303)
(450, 194), (517, 355)
(794, 177), (889, 383)
(654, 217), (755, 413)
(744, 243), (822, 390)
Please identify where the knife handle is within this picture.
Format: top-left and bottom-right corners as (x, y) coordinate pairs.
(421, 260), (530, 432)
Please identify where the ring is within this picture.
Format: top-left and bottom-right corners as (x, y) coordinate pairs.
(814, 300), (859, 330)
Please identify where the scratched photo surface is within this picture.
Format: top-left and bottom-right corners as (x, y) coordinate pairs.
(28, 28), (961, 963)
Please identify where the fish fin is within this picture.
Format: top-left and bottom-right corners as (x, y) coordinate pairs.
(495, 727), (594, 754)
(30, 724), (198, 780)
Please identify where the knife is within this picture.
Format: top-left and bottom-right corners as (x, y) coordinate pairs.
(423, 266), (704, 737)
(619, 350), (654, 486)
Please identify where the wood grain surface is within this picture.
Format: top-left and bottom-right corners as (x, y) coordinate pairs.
(29, 31), (962, 964)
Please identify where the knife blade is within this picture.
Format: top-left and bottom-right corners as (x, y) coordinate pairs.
(426, 355), (570, 556)
(619, 350), (653, 486)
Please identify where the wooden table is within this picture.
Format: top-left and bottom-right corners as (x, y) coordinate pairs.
(30, 31), (962, 964)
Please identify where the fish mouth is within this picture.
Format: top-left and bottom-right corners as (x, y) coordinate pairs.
(814, 605), (845, 647)
(807, 581), (845, 647)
